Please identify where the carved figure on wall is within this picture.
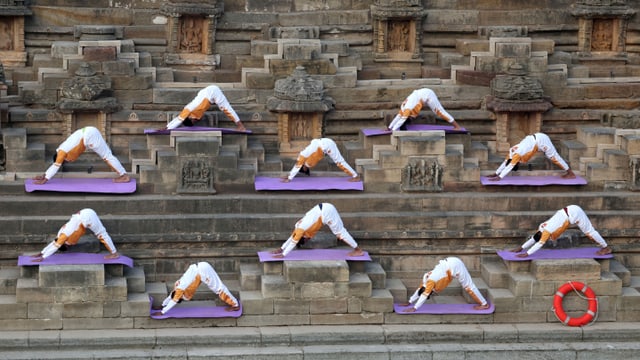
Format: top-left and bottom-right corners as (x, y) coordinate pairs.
(402, 158), (443, 192)
(180, 17), (202, 53)
(0, 21), (13, 51)
(591, 19), (613, 51)
(388, 21), (410, 52)
(180, 159), (215, 193)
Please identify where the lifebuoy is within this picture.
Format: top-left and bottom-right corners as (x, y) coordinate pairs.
(553, 281), (598, 327)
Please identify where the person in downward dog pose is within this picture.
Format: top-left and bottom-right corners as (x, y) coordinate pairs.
(154, 262), (239, 315)
(281, 138), (360, 182)
(163, 85), (247, 132)
(271, 203), (365, 258)
(32, 208), (120, 262)
(402, 257), (489, 312)
(510, 205), (611, 258)
(387, 88), (462, 131)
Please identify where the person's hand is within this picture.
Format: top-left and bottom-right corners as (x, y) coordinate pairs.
(510, 247), (523, 253)
(399, 302), (411, 307)
(402, 307), (417, 313)
(280, 176), (291, 183)
(32, 257), (44, 263)
(273, 253), (284, 258)
(474, 303), (490, 310)
(516, 253), (529, 258)
(33, 177), (48, 185)
(152, 311), (163, 316)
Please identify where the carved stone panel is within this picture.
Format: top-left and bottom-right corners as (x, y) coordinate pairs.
(178, 157), (216, 194)
(401, 157), (443, 192)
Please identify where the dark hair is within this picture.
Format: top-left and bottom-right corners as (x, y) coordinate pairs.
(300, 165), (310, 176)
(170, 290), (183, 303)
(297, 237), (309, 248)
(182, 118), (194, 127)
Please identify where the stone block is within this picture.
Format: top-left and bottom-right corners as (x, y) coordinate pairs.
(261, 275), (293, 298)
(63, 301), (104, 318)
(110, 73), (153, 90)
(240, 263), (262, 291)
(481, 260), (510, 288)
(486, 288), (518, 311)
(38, 264), (105, 288)
(102, 60), (136, 76)
(51, 41), (79, 59)
(62, 317), (134, 330)
(16, 279), (53, 303)
(495, 42), (531, 58)
(348, 273), (372, 297)
(385, 278), (407, 303)
(236, 314), (310, 327)
(347, 297), (362, 313)
(82, 46), (117, 61)
(175, 137), (221, 156)
(362, 289), (394, 313)
(310, 312), (384, 325)
(577, 127), (616, 148)
(239, 290), (274, 315)
(124, 266), (146, 293)
(146, 282), (168, 309)
(27, 302), (63, 319)
(365, 262), (386, 289)
(284, 260), (349, 283)
(295, 282), (336, 299)
(310, 298), (348, 314)
(620, 134), (640, 155)
(0, 295), (27, 319)
(397, 135), (446, 156)
(0, 269), (19, 295)
(531, 259), (601, 281)
(2, 127), (27, 149)
(274, 298), (310, 314)
(105, 264), (124, 278)
(121, 293), (151, 317)
(0, 318), (62, 331)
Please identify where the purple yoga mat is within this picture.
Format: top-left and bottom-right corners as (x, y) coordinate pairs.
(362, 128), (392, 137)
(25, 178), (137, 194)
(480, 175), (587, 186)
(150, 304), (243, 319)
(258, 249), (372, 262)
(18, 253), (134, 267)
(144, 126), (251, 135)
(254, 176), (363, 191)
(393, 302), (495, 315)
(497, 247), (613, 261)
(405, 124), (469, 134)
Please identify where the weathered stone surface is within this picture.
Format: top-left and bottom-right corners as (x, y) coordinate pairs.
(284, 260), (349, 283)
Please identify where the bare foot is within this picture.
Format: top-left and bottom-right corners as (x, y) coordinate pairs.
(235, 122), (247, 132)
(596, 247), (612, 255)
(516, 253), (529, 258)
(226, 306), (240, 312)
(561, 169), (576, 179)
(104, 253), (120, 260)
(474, 303), (490, 310)
(113, 174), (130, 183)
(349, 176), (361, 182)
(348, 248), (365, 257)
(402, 307), (417, 313)
(280, 177), (291, 183)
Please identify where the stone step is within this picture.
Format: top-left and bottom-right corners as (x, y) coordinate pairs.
(531, 258), (601, 281)
(2, 326), (640, 358)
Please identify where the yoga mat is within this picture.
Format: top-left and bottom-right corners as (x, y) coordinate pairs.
(25, 178), (137, 194)
(393, 302), (495, 315)
(18, 253), (134, 267)
(480, 175), (587, 186)
(497, 247), (614, 261)
(254, 176), (363, 191)
(405, 124), (469, 134)
(258, 249), (371, 262)
(362, 125), (468, 137)
(144, 126), (251, 135)
(150, 303), (243, 319)
(362, 128), (392, 137)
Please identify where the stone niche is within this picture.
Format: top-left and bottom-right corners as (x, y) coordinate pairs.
(370, 0), (427, 77)
(571, 0), (636, 55)
(160, 0), (223, 67)
(0, 0), (32, 68)
(486, 64), (552, 153)
(267, 66), (334, 157)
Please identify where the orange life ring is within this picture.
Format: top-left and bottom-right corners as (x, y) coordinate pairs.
(553, 281), (598, 327)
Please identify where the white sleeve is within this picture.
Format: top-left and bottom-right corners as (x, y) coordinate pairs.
(526, 241), (544, 255)
(41, 241), (60, 259)
(281, 237), (298, 256)
(166, 117), (184, 130)
(161, 299), (178, 314)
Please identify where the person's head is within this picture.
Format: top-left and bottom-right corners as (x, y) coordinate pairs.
(182, 118), (195, 127)
(296, 236), (310, 248)
(300, 165), (310, 176)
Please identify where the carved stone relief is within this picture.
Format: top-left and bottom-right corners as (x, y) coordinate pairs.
(178, 158), (216, 194)
(401, 158), (443, 192)
(179, 16), (204, 53)
(0, 20), (13, 51)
